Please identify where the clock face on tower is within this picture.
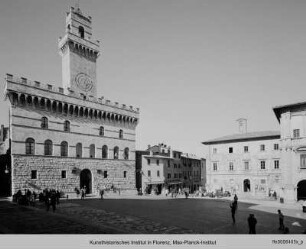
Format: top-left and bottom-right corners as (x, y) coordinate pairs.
(74, 73), (93, 92)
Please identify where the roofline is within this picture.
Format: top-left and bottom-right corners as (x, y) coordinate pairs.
(202, 134), (280, 145)
(273, 101), (306, 122)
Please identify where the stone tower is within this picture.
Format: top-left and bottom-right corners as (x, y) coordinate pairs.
(58, 6), (100, 98)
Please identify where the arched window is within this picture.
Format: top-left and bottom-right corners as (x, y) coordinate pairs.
(76, 143), (82, 158)
(25, 138), (35, 155)
(64, 120), (70, 132)
(119, 129), (123, 139)
(44, 140), (53, 156)
(78, 26), (85, 38)
(124, 147), (129, 160)
(114, 146), (119, 159)
(89, 144), (95, 158)
(99, 126), (104, 136)
(61, 141), (68, 157)
(41, 117), (48, 129)
(102, 145), (108, 159)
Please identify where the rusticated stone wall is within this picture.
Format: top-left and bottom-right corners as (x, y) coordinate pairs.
(12, 155), (136, 196)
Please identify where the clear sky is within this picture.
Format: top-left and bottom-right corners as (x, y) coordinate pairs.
(1, 0), (306, 157)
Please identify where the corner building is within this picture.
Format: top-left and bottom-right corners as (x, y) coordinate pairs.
(4, 6), (139, 196)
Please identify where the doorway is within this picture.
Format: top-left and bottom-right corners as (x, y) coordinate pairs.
(80, 169), (92, 194)
(243, 179), (251, 192)
(297, 180), (306, 200)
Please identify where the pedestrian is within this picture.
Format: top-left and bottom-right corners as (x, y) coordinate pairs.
(81, 188), (85, 200)
(233, 194), (238, 211)
(248, 214), (257, 234)
(100, 189), (104, 199)
(50, 190), (57, 212)
(278, 210), (285, 231)
(56, 190), (60, 205)
(230, 201), (237, 224)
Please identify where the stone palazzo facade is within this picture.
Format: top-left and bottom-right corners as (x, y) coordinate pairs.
(3, 6), (139, 196)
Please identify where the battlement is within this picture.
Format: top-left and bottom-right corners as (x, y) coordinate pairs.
(5, 74), (140, 114)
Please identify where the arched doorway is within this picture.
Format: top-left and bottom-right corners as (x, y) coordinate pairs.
(297, 180), (306, 200)
(80, 169), (92, 194)
(243, 179), (251, 192)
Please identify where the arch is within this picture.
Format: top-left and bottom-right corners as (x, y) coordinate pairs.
(114, 146), (119, 159)
(44, 139), (53, 156)
(78, 26), (85, 38)
(19, 94), (26, 106)
(33, 96), (39, 108)
(63, 103), (68, 115)
(99, 126), (104, 136)
(58, 102), (63, 113)
(40, 98), (45, 108)
(41, 117), (48, 129)
(102, 145), (108, 159)
(74, 106), (79, 116)
(297, 180), (306, 200)
(89, 144), (95, 158)
(26, 95), (32, 106)
(89, 109), (93, 119)
(46, 99), (51, 111)
(80, 169), (92, 194)
(124, 147), (129, 160)
(76, 143), (82, 158)
(98, 111), (102, 119)
(60, 141), (68, 157)
(64, 120), (70, 132)
(243, 179), (251, 192)
(94, 110), (98, 119)
(69, 105), (74, 115)
(79, 107), (84, 117)
(52, 101), (57, 112)
(102, 111), (106, 120)
(84, 108), (89, 118)
(25, 138), (35, 155)
(111, 114), (115, 122)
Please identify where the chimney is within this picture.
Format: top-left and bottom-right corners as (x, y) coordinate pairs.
(237, 118), (247, 134)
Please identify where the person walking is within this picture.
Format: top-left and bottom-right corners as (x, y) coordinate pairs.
(100, 189), (104, 199)
(248, 214), (257, 234)
(278, 210), (285, 231)
(230, 201), (237, 224)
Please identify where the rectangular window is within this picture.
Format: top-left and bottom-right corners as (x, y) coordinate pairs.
(168, 160), (170, 167)
(260, 161), (266, 170)
(156, 159), (159, 166)
(260, 144), (265, 151)
(167, 173), (171, 179)
(104, 171), (108, 178)
(261, 179), (266, 184)
(147, 159), (150, 165)
(274, 144), (279, 150)
(174, 164), (177, 168)
(213, 162), (218, 171)
(174, 173), (178, 178)
(61, 170), (67, 179)
(274, 160), (279, 169)
(31, 170), (37, 179)
(244, 161), (249, 170)
(179, 173), (182, 178)
(229, 147), (233, 153)
(229, 162), (234, 171)
(300, 155), (306, 169)
(293, 129), (300, 138)
(213, 148), (217, 154)
(244, 146), (248, 153)
(157, 170), (160, 177)
(148, 170), (151, 177)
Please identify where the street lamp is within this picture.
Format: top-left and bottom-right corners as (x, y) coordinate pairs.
(4, 165), (9, 174)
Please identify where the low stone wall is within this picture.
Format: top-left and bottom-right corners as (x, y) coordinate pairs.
(12, 155), (137, 195)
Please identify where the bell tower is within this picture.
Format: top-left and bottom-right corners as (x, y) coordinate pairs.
(58, 6), (99, 98)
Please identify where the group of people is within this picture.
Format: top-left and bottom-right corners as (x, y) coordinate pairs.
(229, 194), (290, 234)
(13, 188), (61, 212)
(13, 189), (37, 206)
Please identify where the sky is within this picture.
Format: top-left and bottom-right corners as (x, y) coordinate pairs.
(1, 0), (306, 157)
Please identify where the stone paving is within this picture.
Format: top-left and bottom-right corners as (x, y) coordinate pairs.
(0, 199), (195, 234)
